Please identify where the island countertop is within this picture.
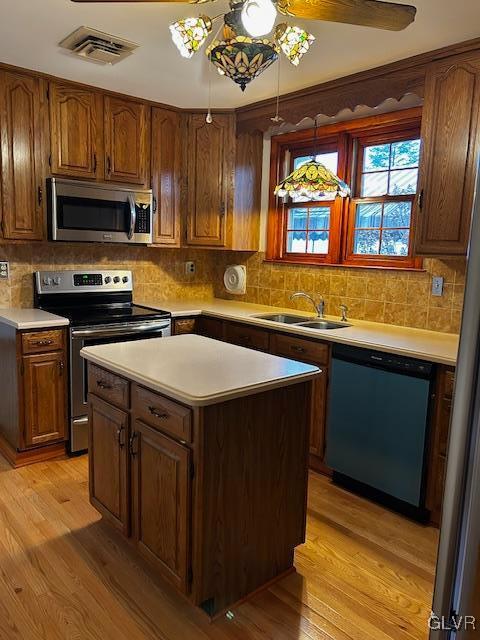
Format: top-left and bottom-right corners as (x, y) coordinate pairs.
(81, 333), (320, 407)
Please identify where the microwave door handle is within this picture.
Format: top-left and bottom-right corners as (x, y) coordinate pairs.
(127, 194), (136, 240)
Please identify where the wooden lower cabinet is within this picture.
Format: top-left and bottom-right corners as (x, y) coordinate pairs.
(131, 420), (191, 593)
(23, 351), (67, 447)
(196, 316), (225, 341)
(88, 394), (129, 535)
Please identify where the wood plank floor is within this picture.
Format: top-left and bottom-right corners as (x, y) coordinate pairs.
(0, 453), (439, 640)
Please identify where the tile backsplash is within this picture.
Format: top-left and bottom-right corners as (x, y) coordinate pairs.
(0, 244), (216, 307)
(214, 252), (466, 334)
(0, 244), (465, 335)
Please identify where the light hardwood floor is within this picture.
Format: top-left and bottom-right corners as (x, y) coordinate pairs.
(0, 454), (439, 640)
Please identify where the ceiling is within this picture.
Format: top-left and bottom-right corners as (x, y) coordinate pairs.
(0, 0), (478, 109)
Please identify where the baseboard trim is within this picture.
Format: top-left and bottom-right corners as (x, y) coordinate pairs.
(0, 432), (67, 468)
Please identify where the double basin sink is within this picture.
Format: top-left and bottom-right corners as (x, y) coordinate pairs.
(253, 313), (351, 330)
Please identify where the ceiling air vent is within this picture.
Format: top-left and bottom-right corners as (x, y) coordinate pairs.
(59, 27), (139, 65)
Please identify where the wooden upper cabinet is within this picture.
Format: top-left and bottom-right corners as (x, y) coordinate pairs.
(104, 95), (150, 186)
(49, 83), (103, 180)
(415, 53), (480, 256)
(0, 71), (46, 240)
(151, 107), (182, 245)
(186, 114), (235, 247)
(22, 351), (67, 448)
(131, 421), (191, 593)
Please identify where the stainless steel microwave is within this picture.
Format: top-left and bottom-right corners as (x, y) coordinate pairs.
(48, 178), (153, 244)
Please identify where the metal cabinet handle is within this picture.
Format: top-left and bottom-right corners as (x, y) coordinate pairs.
(93, 153), (97, 173)
(32, 339), (53, 346)
(149, 406), (169, 420)
(106, 156), (111, 175)
(37, 186), (43, 206)
(117, 426), (125, 448)
(96, 380), (112, 390)
(152, 195), (158, 214)
(291, 346), (306, 354)
(418, 188), (424, 211)
(59, 361), (64, 375)
(129, 432), (138, 456)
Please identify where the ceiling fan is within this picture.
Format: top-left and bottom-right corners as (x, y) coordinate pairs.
(71, 0), (417, 90)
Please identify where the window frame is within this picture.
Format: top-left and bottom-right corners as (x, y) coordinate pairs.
(266, 108), (423, 270)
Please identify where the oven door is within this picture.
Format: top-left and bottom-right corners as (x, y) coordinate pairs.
(49, 178), (153, 244)
(69, 320), (171, 452)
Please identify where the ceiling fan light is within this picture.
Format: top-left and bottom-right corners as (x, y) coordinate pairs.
(241, 0), (277, 38)
(169, 16), (212, 59)
(276, 25), (315, 66)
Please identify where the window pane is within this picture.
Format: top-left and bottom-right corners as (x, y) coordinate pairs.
(293, 155), (311, 170)
(287, 231), (307, 253)
(307, 231), (329, 254)
(308, 207), (330, 230)
(381, 229), (410, 256)
(361, 171), (388, 197)
(388, 168), (418, 195)
(383, 201), (412, 228)
(355, 203), (382, 228)
(287, 208), (308, 230)
(363, 144), (390, 172)
(354, 229), (381, 254)
(390, 139), (420, 169)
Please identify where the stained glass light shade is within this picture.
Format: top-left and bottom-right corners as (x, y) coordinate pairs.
(170, 16), (212, 59)
(275, 161), (350, 200)
(276, 25), (315, 66)
(206, 36), (278, 91)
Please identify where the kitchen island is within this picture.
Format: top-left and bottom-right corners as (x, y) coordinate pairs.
(81, 334), (319, 616)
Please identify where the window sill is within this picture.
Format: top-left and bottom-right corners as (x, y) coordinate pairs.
(263, 258), (426, 272)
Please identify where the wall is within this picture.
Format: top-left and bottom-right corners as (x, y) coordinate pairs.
(214, 252), (466, 334)
(0, 244), (215, 308)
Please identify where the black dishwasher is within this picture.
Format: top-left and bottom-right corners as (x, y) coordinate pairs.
(326, 344), (435, 520)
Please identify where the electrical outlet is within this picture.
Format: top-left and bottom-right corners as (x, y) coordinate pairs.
(432, 276), (444, 297)
(185, 261), (195, 275)
(0, 261), (9, 279)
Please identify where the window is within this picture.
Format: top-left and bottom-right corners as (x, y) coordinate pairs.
(267, 108), (423, 269)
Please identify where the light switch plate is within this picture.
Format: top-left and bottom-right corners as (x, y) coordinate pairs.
(0, 261), (9, 279)
(432, 276), (444, 297)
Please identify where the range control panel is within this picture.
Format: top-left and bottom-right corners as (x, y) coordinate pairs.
(35, 270), (133, 294)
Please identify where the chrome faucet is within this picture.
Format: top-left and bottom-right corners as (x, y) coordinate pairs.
(340, 304), (349, 322)
(290, 292), (325, 318)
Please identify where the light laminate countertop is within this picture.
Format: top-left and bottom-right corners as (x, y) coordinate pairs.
(138, 298), (459, 367)
(0, 308), (70, 330)
(81, 334), (320, 407)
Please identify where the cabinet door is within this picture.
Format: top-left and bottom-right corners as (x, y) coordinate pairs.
(151, 107), (182, 245)
(131, 421), (191, 593)
(186, 114), (234, 247)
(22, 352), (67, 448)
(415, 54), (480, 256)
(309, 369), (328, 459)
(104, 96), (150, 185)
(88, 394), (129, 534)
(0, 72), (45, 240)
(49, 83), (102, 180)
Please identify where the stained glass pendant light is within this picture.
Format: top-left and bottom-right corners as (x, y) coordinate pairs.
(275, 118), (351, 200)
(170, 16), (212, 58)
(276, 24), (315, 66)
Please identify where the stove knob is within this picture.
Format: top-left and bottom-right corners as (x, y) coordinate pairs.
(53, 276), (61, 286)
(104, 276), (112, 284)
(113, 276), (121, 284)
(43, 276), (52, 286)
(122, 276), (129, 283)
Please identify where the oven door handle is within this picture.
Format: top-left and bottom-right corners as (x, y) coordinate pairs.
(71, 322), (171, 339)
(127, 194), (136, 240)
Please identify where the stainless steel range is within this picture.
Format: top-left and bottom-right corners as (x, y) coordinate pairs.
(34, 270), (171, 453)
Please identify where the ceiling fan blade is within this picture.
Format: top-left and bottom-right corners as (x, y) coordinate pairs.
(70, 0), (205, 3)
(278, 0), (416, 31)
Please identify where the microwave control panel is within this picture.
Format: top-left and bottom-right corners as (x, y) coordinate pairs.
(135, 203), (151, 235)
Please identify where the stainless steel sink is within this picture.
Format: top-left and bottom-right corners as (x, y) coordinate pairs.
(253, 313), (312, 324)
(298, 320), (351, 330)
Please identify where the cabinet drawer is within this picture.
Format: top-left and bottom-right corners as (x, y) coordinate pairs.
(173, 318), (197, 335)
(224, 322), (270, 352)
(271, 333), (329, 366)
(22, 329), (64, 354)
(88, 364), (130, 410)
(132, 385), (192, 444)
(196, 316), (224, 340)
